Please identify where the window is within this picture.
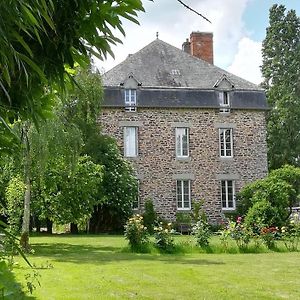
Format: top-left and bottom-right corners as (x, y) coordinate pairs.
(176, 128), (189, 157)
(221, 180), (235, 210)
(124, 127), (137, 157)
(219, 128), (233, 157)
(125, 89), (136, 112)
(177, 180), (191, 210)
(219, 91), (230, 113)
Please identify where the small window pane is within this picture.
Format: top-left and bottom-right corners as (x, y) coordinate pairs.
(177, 180), (191, 209)
(221, 180), (235, 210)
(220, 128), (233, 157)
(125, 89), (136, 112)
(176, 128), (189, 157)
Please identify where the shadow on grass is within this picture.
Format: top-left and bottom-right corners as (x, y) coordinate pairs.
(30, 242), (224, 266)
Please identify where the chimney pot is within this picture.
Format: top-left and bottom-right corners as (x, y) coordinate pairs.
(182, 38), (191, 54)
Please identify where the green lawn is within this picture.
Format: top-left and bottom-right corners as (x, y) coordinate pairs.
(12, 235), (300, 299)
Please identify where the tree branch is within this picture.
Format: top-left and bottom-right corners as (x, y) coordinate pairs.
(177, 0), (211, 23)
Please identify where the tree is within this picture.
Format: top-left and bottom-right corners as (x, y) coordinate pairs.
(0, 1), (144, 153)
(61, 68), (138, 232)
(261, 4), (300, 170)
(86, 134), (138, 232)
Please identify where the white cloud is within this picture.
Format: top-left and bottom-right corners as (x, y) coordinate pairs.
(95, 0), (264, 84)
(227, 37), (262, 84)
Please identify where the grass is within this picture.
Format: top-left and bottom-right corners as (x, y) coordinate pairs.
(11, 234), (300, 299)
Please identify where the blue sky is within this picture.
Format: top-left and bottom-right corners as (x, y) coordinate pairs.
(244, 0), (300, 41)
(96, 0), (300, 85)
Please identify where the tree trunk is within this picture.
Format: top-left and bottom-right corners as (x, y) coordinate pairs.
(20, 174), (30, 251)
(20, 123), (31, 252)
(70, 223), (78, 234)
(34, 216), (41, 233)
(46, 219), (53, 234)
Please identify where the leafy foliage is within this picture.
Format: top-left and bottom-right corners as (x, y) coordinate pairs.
(87, 134), (138, 232)
(281, 213), (300, 251)
(154, 222), (175, 252)
(5, 176), (26, 233)
(124, 214), (149, 251)
(191, 219), (211, 248)
(0, 0), (144, 153)
(237, 165), (300, 227)
(261, 5), (300, 169)
(142, 199), (157, 234)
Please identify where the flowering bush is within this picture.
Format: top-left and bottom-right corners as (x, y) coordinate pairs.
(219, 229), (230, 251)
(260, 226), (278, 249)
(154, 222), (174, 252)
(124, 214), (149, 251)
(281, 213), (300, 251)
(229, 217), (251, 249)
(192, 219), (211, 247)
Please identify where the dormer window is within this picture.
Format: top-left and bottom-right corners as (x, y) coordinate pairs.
(219, 91), (230, 113)
(125, 89), (137, 112)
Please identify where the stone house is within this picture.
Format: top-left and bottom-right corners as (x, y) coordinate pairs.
(100, 32), (268, 223)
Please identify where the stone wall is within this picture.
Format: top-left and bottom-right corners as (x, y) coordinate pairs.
(99, 107), (268, 223)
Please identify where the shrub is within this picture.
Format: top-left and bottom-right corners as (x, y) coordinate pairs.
(175, 212), (191, 234)
(218, 222), (231, 251)
(237, 165), (300, 226)
(154, 222), (174, 252)
(244, 200), (278, 229)
(142, 199), (157, 234)
(190, 200), (206, 223)
(260, 226), (279, 249)
(124, 214), (149, 251)
(229, 217), (251, 249)
(192, 219), (211, 248)
(281, 213), (300, 251)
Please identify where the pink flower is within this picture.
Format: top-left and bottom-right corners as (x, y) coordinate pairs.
(237, 216), (242, 223)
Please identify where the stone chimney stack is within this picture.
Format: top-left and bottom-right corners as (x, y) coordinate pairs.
(182, 32), (214, 64)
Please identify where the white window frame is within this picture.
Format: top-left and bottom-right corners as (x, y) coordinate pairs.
(125, 89), (137, 112)
(176, 180), (191, 210)
(221, 180), (236, 210)
(219, 91), (230, 113)
(176, 127), (189, 158)
(219, 128), (233, 158)
(124, 127), (138, 157)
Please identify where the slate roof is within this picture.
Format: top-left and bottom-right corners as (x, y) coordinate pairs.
(103, 39), (262, 91)
(104, 88), (268, 110)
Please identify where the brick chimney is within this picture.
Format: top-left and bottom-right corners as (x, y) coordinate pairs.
(182, 32), (214, 64)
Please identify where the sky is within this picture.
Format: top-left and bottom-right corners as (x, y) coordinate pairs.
(95, 0), (300, 85)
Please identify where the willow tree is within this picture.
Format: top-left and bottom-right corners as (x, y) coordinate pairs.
(261, 4), (300, 170)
